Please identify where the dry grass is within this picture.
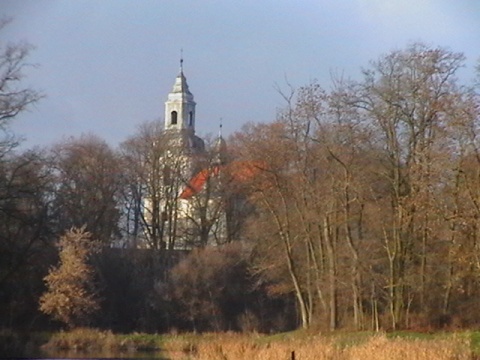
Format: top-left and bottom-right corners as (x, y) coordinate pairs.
(345, 335), (470, 360)
(32, 328), (474, 360)
(191, 336), (340, 360)
(41, 327), (119, 352)
(171, 332), (471, 360)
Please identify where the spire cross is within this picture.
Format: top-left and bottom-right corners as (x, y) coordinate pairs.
(180, 49), (184, 72)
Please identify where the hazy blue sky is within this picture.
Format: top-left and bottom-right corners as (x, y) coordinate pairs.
(2, 0), (480, 149)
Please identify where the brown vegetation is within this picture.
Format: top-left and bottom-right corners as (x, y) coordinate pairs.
(3, 33), (480, 336)
(231, 43), (480, 331)
(39, 228), (100, 328)
(169, 333), (471, 360)
(35, 330), (474, 360)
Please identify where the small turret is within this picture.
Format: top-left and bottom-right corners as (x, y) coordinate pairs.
(214, 119), (228, 165)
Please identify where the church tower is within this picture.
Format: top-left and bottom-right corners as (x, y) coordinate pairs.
(164, 59), (196, 133)
(140, 59), (229, 251)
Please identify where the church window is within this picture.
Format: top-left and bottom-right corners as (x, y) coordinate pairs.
(189, 111), (193, 126)
(171, 111), (178, 125)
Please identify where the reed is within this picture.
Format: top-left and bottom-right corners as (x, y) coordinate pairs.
(177, 332), (471, 360)
(41, 327), (119, 352)
(18, 328), (474, 359)
(345, 335), (470, 360)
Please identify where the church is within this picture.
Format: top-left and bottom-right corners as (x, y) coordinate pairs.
(141, 60), (229, 250)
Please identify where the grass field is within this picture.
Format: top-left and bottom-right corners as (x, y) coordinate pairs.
(2, 327), (480, 359)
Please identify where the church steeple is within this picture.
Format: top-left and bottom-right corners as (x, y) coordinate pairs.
(165, 57), (196, 132)
(214, 118), (227, 165)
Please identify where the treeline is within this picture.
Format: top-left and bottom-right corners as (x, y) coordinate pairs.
(2, 37), (480, 333)
(235, 43), (480, 331)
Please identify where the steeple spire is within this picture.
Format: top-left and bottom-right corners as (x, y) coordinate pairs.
(165, 57), (196, 133)
(218, 118), (223, 138)
(214, 118), (227, 164)
(180, 49), (184, 73)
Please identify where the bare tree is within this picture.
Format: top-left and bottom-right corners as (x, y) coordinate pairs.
(340, 43), (471, 329)
(232, 120), (316, 329)
(0, 149), (53, 330)
(120, 121), (165, 249)
(0, 20), (48, 327)
(120, 120), (189, 250)
(179, 136), (231, 247)
(0, 18), (43, 153)
(232, 45), (477, 331)
(51, 134), (122, 244)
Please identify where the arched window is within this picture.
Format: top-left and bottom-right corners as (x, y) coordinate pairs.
(171, 111), (178, 125)
(189, 111), (193, 126)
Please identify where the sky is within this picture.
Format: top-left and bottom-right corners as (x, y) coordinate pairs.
(2, 0), (480, 150)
